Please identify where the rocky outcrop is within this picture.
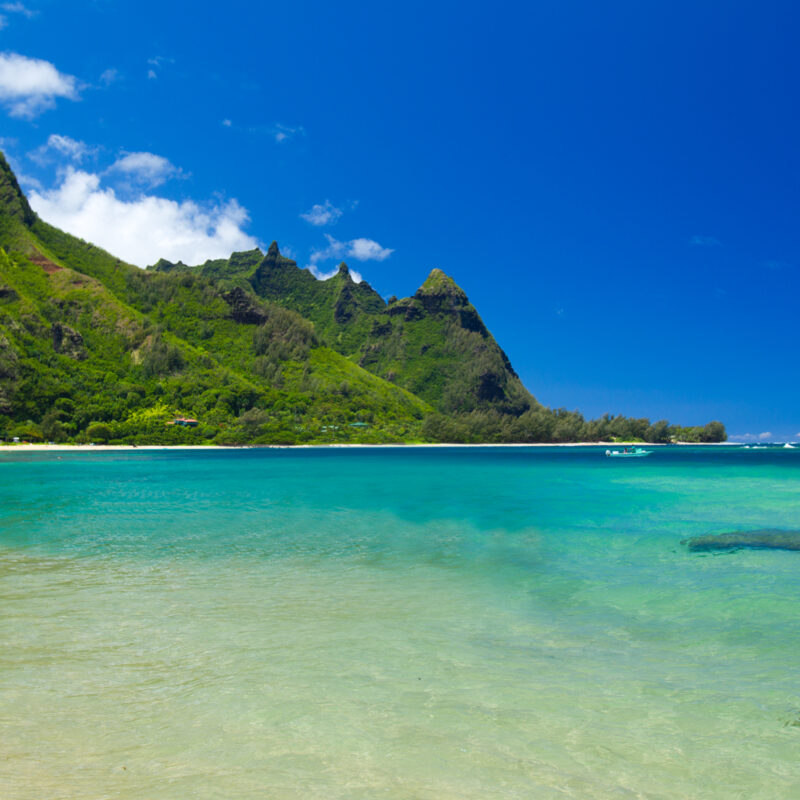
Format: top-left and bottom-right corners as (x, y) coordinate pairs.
(0, 284), (18, 301)
(222, 287), (270, 325)
(386, 298), (410, 317)
(476, 370), (505, 401)
(334, 281), (356, 323)
(404, 303), (424, 321)
(386, 298), (424, 321)
(370, 320), (392, 337)
(682, 529), (800, 552)
(51, 322), (87, 360)
(458, 306), (487, 335)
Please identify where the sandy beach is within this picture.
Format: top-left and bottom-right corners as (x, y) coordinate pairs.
(0, 441), (744, 452)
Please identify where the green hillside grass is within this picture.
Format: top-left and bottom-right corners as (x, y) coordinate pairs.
(0, 240), (431, 444)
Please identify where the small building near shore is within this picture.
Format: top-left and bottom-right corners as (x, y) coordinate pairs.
(167, 417), (199, 428)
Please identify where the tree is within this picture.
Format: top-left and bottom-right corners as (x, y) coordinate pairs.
(239, 407), (269, 438)
(700, 421), (727, 442)
(40, 410), (67, 442)
(141, 337), (184, 378)
(645, 419), (671, 443)
(9, 420), (43, 442)
(85, 422), (112, 443)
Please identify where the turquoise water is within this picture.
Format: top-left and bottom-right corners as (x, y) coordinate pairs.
(1, 446), (800, 798)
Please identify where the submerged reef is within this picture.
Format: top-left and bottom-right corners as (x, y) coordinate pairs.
(683, 529), (800, 552)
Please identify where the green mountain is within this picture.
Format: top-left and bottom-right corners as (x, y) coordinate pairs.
(0, 151), (725, 444)
(156, 243), (534, 417)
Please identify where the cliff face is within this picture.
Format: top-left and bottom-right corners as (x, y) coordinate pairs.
(354, 267), (533, 414)
(0, 152), (36, 228)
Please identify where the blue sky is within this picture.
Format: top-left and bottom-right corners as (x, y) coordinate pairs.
(1, 0), (798, 439)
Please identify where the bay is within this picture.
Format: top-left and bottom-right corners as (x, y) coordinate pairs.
(1, 446), (799, 798)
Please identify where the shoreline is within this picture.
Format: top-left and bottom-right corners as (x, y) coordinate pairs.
(0, 441), (746, 452)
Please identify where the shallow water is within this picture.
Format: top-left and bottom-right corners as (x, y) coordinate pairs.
(1, 446), (799, 798)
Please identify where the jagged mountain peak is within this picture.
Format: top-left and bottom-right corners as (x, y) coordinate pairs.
(416, 268), (468, 305)
(258, 241), (299, 270)
(414, 269), (469, 307)
(149, 257), (187, 272)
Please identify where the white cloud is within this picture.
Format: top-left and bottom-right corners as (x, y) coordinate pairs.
(310, 233), (393, 265)
(108, 151), (181, 188)
(15, 169), (41, 190)
(732, 431), (775, 442)
(300, 200), (343, 227)
(28, 167), (259, 268)
(99, 68), (119, 86)
(0, 3), (35, 27)
(310, 235), (345, 263)
(145, 55), (174, 81)
(272, 123), (303, 143)
(2, 3), (36, 18)
(348, 237), (393, 261)
(0, 52), (79, 118)
(232, 121), (305, 142)
(45, 133), (93, 161)
(690, 235), (722, 247)
(29, 134), (96, 167)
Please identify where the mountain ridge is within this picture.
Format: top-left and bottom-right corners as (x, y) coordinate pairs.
(0, 151), (726, 444)
(172, 241), (534, 415)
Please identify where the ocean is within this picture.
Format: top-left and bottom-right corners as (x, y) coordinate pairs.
(1, 446), (799, 798)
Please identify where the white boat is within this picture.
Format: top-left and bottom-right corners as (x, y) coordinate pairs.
(605, 447), (652, 458)
(784, 443), (795, 449)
